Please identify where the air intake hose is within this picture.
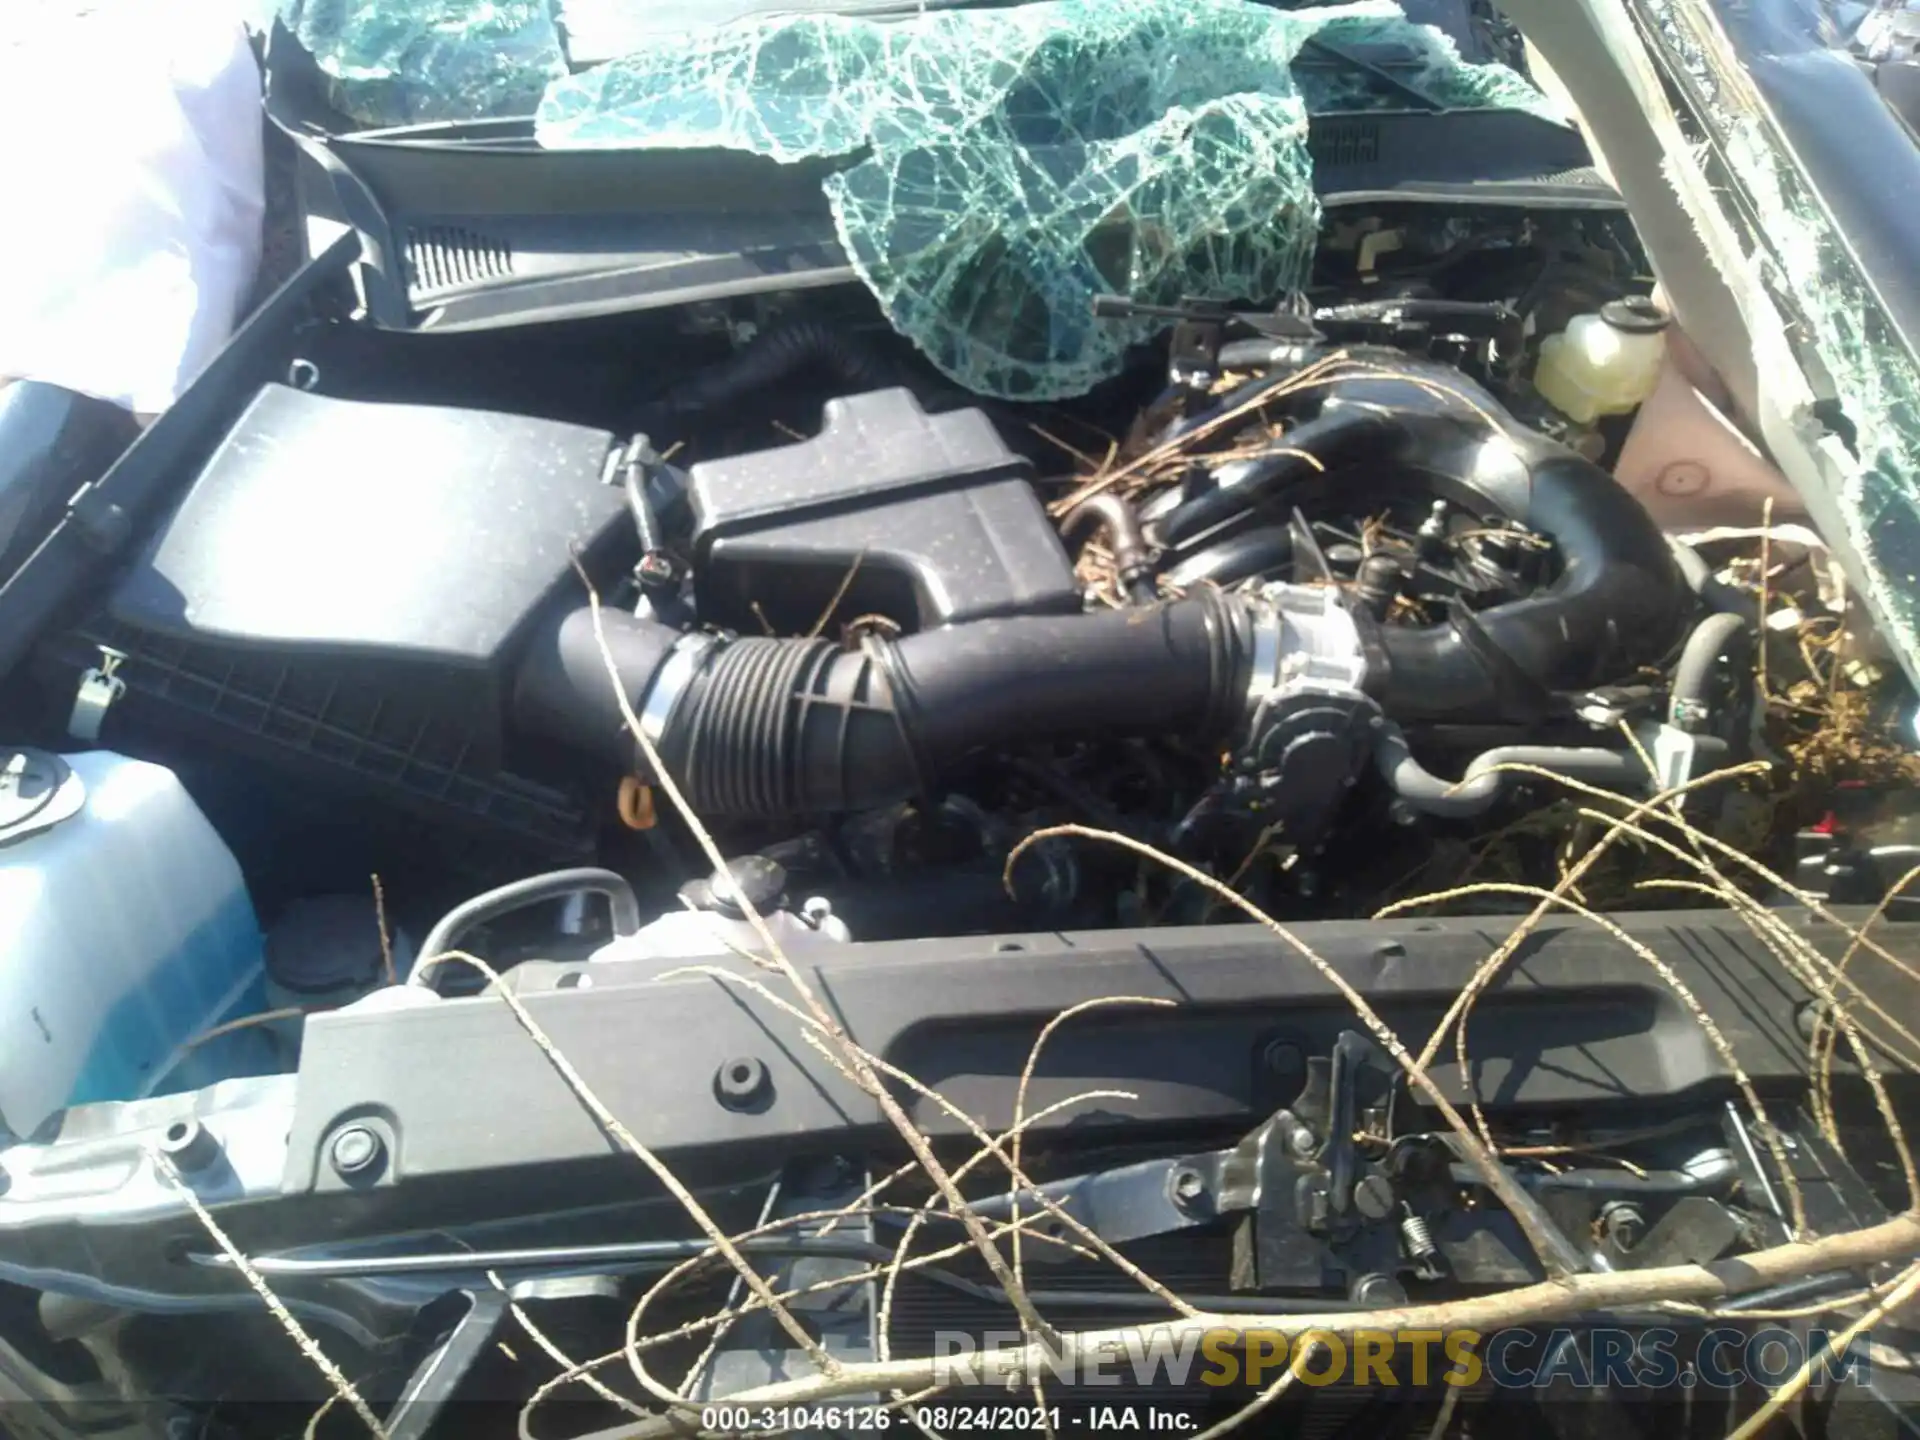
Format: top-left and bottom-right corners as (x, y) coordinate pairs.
(1363, 424), (1688, 722)
(1160, 351), (1690, 724)
(515, 593), (1250, 816)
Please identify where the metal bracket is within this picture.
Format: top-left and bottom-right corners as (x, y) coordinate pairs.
(386, 1288), (510, 1440)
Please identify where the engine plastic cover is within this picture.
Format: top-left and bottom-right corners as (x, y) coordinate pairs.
(90, 384), (632, 828)
(111, 384), (627, 669)
(686, 387), (1079, 632)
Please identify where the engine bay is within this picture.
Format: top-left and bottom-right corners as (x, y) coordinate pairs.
(19, 202), (1769, 977)
(6, 146), (1920, 1440)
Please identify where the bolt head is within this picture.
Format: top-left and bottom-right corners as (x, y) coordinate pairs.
(1352, 1172), (1397, 1221)
(714, 1056), (773, 1110)
(1600, 1201), (1645, 1250)
(330, 1125), (383, 1177)
(1171, 1167), (1207, 1210)
(1351, 1273), (1408, 1306)
(1287, 1123), (1318, 1158)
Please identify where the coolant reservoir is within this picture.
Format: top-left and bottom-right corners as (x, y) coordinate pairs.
(591, 904), (851, 970)
(1533, 296), (1671, 424)
(0, 749), (268, 1136)
(591, 854), (852, 969)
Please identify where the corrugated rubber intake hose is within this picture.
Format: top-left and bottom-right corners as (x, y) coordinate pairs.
(515, 592), (1250, 817)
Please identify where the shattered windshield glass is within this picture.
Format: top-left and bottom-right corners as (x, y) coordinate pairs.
(282, 0), (1555, 398)
(279, 0), (568, 125)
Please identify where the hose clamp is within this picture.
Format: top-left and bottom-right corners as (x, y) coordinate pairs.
(639, 632), (718, 746)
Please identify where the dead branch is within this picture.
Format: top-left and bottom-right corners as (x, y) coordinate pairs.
(596, 1214), (1920, 1438)
(578, 573), (1065, 1352)
(1005, 823), (1576, 1276)
(1726, 1257), (1920, 1440)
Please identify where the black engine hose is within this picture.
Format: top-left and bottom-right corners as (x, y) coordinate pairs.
(1365, 424), (1689, 721)
(1155, 406), (1407, 552)
(1215, 336), (1322, 374)
(1670, 537), (1760, 622)
(653, 321), (896, 417)
(1668, 611), (1753, 728)
(1061, 492), (1156, 604)
(515, 593), (1251, 817)
(1157, 356), (1688, 723)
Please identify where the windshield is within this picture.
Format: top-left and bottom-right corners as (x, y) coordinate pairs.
(279, 0), (1556, 398)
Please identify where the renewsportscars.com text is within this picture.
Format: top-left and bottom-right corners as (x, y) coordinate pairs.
(933, 1326), (1872, 1391)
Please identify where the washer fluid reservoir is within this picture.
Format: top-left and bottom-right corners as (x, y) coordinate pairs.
(0, 749), (269, 1137)
(1534, 296), (1671, 425)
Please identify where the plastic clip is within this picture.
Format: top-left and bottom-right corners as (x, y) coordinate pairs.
(68, 647), (128, 743)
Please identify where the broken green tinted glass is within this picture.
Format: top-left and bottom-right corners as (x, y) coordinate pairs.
(279, 0), (566, 128)
(536, 0), (1551, 398)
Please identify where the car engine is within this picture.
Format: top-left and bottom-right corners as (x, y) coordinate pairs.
(31, 211), (1754, 968)
(7, 194), (1909, 1440)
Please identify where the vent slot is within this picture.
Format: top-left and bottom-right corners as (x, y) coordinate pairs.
(1538, 165), (1616, 188)
(404, 224), (514, 296)
(1309, 119), (1382, 167)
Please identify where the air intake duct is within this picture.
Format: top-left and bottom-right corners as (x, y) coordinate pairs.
(511, 357), (1691, 817)
(513, 593), (1250, 816)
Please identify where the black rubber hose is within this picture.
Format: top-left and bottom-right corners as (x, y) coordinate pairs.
(622, 461), (666, 555)
(512, 605), (681, 761)
(1215, 337), (1322, 373)
(511, 594), (1248, 816)
(1160, 355), (1689, 723)
(657, 594), (1247, 816)
(1670, 537), (1760, 623)
(412, 868), (643, 987)
(1156, 407), (1405, 551)
(1373, 719), (1647, 819)
(1366, 432), (1690, 723)
(1061, 492), (1156, 603)
(1669, 611), (1753, 727)
(654, 322), (896, 417)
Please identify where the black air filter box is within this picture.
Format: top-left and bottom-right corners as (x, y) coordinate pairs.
(103, 384), (630, 778)
(686, 388), (1079, 633)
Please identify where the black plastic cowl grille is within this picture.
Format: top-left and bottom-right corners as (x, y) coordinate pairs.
(404, 224), (514, 297)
